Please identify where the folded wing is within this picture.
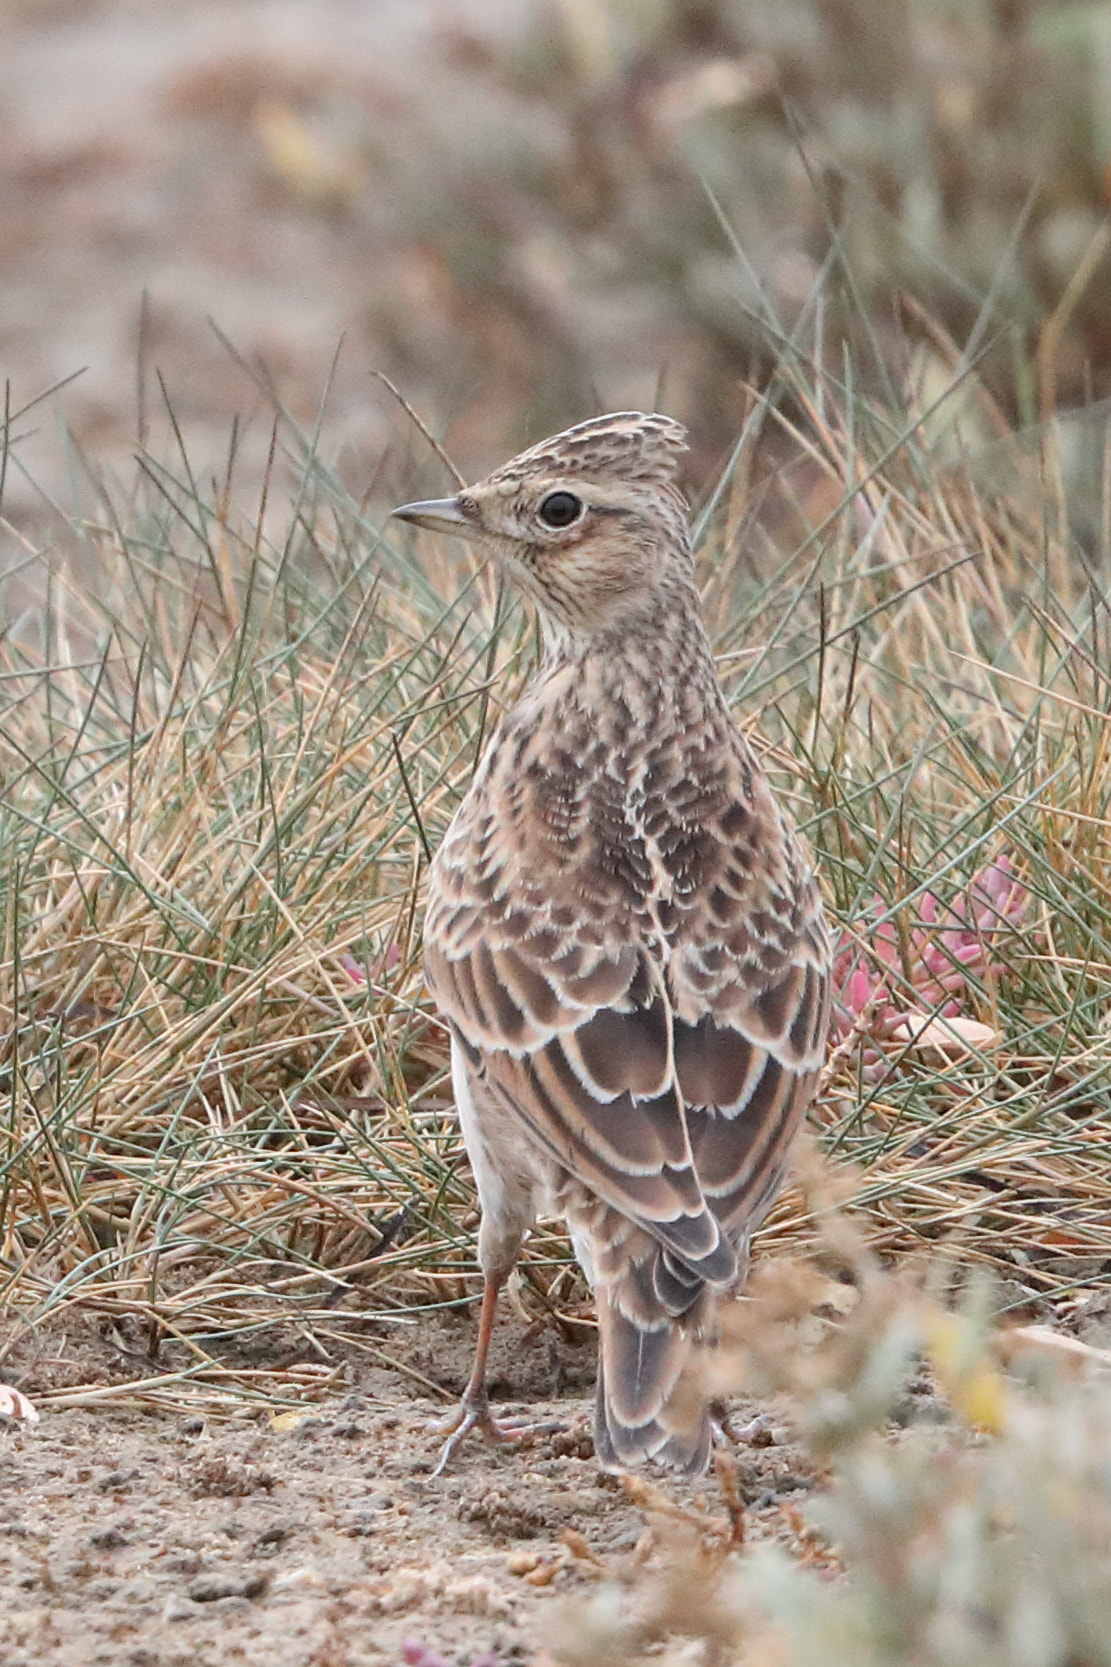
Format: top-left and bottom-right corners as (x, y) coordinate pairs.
(425, 931), (737, 1283)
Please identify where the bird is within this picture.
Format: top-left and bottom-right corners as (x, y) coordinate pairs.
(391, 411), (831, 1476)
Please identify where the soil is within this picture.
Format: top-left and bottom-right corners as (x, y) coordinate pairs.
(0, 1309), (818, 1666)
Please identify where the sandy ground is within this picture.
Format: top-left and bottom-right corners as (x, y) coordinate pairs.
(0, 1308), (821, 1665)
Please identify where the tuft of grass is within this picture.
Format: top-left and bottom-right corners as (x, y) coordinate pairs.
(1, 289), (1109, 1421)
(0, 410), (546, 1405)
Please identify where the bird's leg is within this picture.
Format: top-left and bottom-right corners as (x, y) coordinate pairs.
(429, 1277), (568, 1475)
(430, 1278), (529, 1476)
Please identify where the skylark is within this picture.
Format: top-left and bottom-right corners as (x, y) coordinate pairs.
(392, 412), (831, 1475)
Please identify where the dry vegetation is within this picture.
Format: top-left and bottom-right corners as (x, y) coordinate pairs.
(540, 1152), (1111, 1667)
(2, 300), (1111, 1657)
(3, 330), (1109, 1379)
(2, 1), (1111, 1660)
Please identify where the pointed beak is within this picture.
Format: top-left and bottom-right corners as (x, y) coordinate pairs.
(390, 496), (476, 537)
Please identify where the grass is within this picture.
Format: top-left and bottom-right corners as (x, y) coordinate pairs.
(0, 306), (1109, 1430)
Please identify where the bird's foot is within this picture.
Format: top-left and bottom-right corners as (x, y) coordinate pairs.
(427, 1393), (564, 1477)
(713, 1409), (775, 1449)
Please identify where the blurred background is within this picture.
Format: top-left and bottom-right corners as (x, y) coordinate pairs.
(1, 0), (1110, 538)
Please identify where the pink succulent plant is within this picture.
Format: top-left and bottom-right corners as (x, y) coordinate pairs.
(831, 853), (1028, 1065)
(338, 941), (402, 985)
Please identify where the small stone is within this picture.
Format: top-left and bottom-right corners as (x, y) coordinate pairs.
(162, 1594), (200, 1623)
(187, 1572), (268, 1603)
(96, 1469), (136, 1493)
(162, 1551), (202, 1575)
(208, 1595), (252, 1615)
(292, 1417), (328, 1439)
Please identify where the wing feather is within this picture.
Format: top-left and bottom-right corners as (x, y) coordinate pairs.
(425, 718), (831, 1292)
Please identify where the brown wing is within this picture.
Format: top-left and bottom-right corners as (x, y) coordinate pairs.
(424, 928), (736, 1282)
(656, 791), (830, 1242)
(425, 688), (830, 1278)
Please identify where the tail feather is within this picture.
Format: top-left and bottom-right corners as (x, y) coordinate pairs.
(653, 1247), (705, 1310)
(594, 1345), (713, 1474)
(593, 1259), (717, 1476)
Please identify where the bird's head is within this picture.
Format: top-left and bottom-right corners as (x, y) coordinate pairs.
(391, 412), (693, 642)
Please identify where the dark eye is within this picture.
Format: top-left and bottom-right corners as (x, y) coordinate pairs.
(537, 490), (583, 529)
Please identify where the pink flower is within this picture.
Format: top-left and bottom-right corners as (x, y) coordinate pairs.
(831, 854), (1028, 1070)
(400, 1644), (451, 1667)
(338, 942), (402, 986)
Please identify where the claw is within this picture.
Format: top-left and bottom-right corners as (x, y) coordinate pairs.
(421, 1278), (564, 1476)
(427, 1395), (566, 1476)
(714, 1409), (774, 1449)
(429, 1394), (520, 1476)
